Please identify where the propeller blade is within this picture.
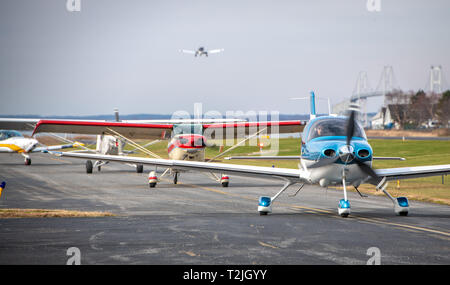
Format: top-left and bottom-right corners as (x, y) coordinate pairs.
(308, 156), (339, 169)
(346, 110), (355, 146)
(355, 159), (381, 183)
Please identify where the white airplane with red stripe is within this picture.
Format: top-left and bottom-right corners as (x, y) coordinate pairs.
(12, 117), (306, 187)
(31, 93), (450, 217)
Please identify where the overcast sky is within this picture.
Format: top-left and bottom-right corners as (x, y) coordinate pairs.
(0, 0), (449, 116)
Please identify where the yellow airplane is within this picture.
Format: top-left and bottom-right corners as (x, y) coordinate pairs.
(0, 129), (83, 165)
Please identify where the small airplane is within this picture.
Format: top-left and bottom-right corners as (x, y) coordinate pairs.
(41, 93), (450, 217)
(0, 129), (83, 165)
(0, 112), (271, 179)
(30, 117), (305, 187)
(179, 46), (224, 57)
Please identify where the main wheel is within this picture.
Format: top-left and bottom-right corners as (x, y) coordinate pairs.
(136, 164), (143, 173)
(86, 160), (93, 174)
(173, 173), (178, 184)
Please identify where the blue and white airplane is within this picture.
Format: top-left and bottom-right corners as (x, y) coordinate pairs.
(38, 93), (450, 217)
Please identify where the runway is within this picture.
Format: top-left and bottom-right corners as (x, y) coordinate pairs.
(0, 153), (449, 264)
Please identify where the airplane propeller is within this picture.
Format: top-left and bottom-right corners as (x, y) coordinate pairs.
(308, 110), (382, 184)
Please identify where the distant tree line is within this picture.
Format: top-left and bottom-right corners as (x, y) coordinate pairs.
(385, 89), (450, 129)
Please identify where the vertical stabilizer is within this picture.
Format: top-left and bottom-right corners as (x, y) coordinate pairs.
(310, 91), (316, 120)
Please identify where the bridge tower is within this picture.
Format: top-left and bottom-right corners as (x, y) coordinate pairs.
(429, 65), (443, 93)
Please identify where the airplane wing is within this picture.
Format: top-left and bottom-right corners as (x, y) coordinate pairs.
(225, 156), (300, 160)
(0, 118), (40, 131)
(208, 49), (224, 54)
(33, 120), (173, 139)
(47, 151), (303, 182)
(31, 119), (305, 140)
(179, 49), (196, 54)
(375, 164), (450, 182)
(202, 121), (306, 139)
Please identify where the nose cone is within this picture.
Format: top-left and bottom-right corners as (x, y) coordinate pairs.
(319, 140), (372, 164)
(338, 145), (354, 163)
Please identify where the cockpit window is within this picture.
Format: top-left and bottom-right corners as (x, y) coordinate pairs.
(0, 130), (23, 140)
(307, 118), (366, 141)
(173, 124), (203, 136)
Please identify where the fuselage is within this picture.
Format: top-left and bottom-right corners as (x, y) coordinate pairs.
(0, 130), (38, 153)
(299, 116), (373, 187)
(168, 134), (206, 161)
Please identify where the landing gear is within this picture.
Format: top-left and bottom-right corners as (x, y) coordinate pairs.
(376, 178), (409, 216)
(258, 196), (272, 215)
(220, 175), (229, 187)
(173, 172), (178, 184)
(257, 180), (300, 216)
(86, 160), (93, 174)
(24, 157), (31, 165)
(136, 164), (144, 173)
(338, 199), (351, 218)
(148, 171), (157, 188)
(338, 169), (351, 217)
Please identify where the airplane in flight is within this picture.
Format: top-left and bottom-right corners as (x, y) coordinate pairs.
(179, 46), (224, 57)
(40, 93), (450, 217)
(0, 129), (83, 165)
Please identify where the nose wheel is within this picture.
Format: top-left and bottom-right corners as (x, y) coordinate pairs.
(338, 169), (351, 217)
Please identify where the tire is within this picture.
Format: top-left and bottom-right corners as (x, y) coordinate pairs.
(173, 173), (178, 184)
(149, 182), (156, 188)
(136, 164), (143, 173)
(24, 158), (31, 165)
(221, 182), (229, 187)
(86, 160), (93, 174)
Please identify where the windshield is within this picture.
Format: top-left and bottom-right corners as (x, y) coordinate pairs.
(172, 124), (203, 135)
(0, 130), (24, 140)
(307, 118), (366, 141)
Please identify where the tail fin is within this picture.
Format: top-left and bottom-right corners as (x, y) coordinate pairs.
(310, 91), (316, 120)
(114, 108), (120, 122)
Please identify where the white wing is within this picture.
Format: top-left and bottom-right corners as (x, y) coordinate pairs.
(49, 152), (304, 182)
(0, 118), (40, 131)
(375, 164), (450, 182)
(208, 49), (224, 54)
(179, 49), (196, 54)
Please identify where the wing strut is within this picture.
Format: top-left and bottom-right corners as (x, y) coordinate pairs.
(206, 127), (268, 162)
(106, 127), (162, 159)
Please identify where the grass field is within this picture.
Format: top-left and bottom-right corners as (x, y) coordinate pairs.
(125, 137), (450, 205)
(0, 209), (115, 218)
